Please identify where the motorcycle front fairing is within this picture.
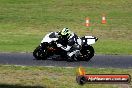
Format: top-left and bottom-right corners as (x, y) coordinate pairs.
(41, 32), (58, 44)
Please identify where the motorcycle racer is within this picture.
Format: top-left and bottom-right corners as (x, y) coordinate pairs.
(41, 28), (82, 61)
(56, 28), (82, 61)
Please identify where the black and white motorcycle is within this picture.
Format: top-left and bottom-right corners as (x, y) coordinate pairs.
(33, 33), (98, 61)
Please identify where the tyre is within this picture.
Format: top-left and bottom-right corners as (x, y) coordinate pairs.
(80, 45), (94, 61)
(33, 45), (47, 60)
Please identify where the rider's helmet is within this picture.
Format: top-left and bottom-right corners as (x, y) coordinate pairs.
(58, 28), (72, 44)
(59, 28), (72, 39)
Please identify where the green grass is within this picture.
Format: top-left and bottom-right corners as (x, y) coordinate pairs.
(0, 0), (132, 54)
(0, 65), (131, 88)
(94, 39), (132, 55)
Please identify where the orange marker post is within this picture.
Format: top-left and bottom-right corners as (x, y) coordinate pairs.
(102, 15), (106, 24)
(85, 18), (90, 27)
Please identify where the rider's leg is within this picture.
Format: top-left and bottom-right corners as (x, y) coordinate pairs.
(67, 50), (80, 61)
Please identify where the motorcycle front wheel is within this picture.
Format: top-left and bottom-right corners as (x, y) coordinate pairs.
(33, 45), (47, 60)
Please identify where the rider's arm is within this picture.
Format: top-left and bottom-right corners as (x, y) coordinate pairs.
(56, 43), (71, 51)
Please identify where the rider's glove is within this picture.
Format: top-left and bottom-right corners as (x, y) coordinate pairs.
(57, 44), (62, 47)
(61, 45), (71, 51)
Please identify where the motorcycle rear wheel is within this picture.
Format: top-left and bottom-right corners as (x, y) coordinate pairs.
(80, 45), (94, 61)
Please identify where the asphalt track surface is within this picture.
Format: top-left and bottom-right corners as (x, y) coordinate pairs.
(0, 53), (132, 68)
